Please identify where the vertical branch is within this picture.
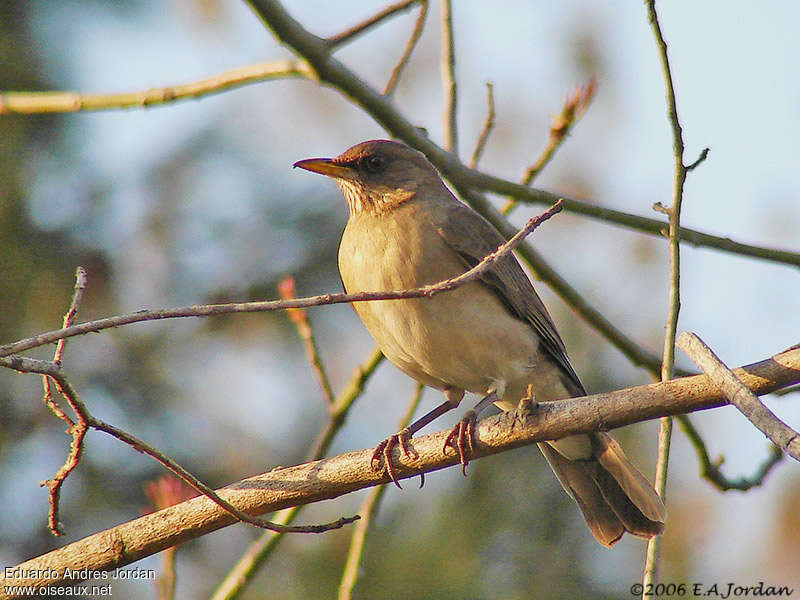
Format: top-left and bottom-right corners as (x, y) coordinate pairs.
(439, 0), (458, 154)
(641, 0), (706, 591)
(338, 383), (424, 600)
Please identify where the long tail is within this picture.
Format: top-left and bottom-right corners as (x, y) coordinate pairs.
(538, 432), (665, 547)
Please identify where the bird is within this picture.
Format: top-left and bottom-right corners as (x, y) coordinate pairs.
(293, 139), (665, 547)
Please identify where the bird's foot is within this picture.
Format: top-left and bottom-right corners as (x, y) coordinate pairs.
(371, 428), (417, 489)
(516, 384), (538, 416)
(443, 409), (478, 476)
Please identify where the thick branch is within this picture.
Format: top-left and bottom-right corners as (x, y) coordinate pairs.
(3, 344), (798, 596)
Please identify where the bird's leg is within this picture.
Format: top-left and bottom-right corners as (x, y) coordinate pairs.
(443, 387), (501, 476)
(372, 387), (465, 489)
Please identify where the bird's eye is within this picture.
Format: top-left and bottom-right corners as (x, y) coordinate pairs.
(363, 154), (387, 174)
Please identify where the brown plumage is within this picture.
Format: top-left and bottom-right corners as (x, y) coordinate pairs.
(294, 139), (665, 546)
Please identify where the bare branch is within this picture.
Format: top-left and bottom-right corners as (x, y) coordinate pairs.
(40, 267), (90, 535)
(242, 0), (800, 269)
(0, 201), (563, 359)
(468, 82), (495, 169)
(278, 275), (335, 406)
(383, 0), (429, 96)
(678, 332), (800, 461)
(4, 343), (799, 594)
(326, 0), (421, 48)
(0, 61), (310, 114)
(439, 0), (458, 154)
(502, 78), (596, 214)
(677, 415), (784, 491)
(643, 0), (699, 586)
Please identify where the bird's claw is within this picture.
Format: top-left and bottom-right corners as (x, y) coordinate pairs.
(443, 409), (477, 476)
(371, 428), (418, 489)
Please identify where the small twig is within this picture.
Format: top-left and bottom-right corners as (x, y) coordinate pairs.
(39, 268), (89, 535)
(383, 0), (428, 96)
(502, 78), (596, 215)
(0, 201), (563, 359)
(326, 0), (420, 48)
(42, 268), (87, 425)
(686, 147), (710, 171)
(468, 82), (495, 169)
(0, 61), (310, 114)
(440, 0), (458, 154)
(210, 347), (384, 600)
(278, 276), (335, 406)
(39, 376), (89, 536)
(54, 267), (87, 364)
(677, 332), (800, 461)
(339, 383), (424, 600)
(677, 415), (783, 491)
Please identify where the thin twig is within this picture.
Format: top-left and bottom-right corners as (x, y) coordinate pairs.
(676, 415), (783, 491)
(39, 267), (88, 535)
(0, 201), (563, 359)
(39, 377), (89, 537)
(643, 0), (701, 589)
(50, 372), (357, 535)
(502, 78), (596, 215)
(383, 0), (428, 96)
(6, 343), (800, 593)
(210, 347), (384, 600)
(468, 82), (495, 169)
(440, 0), (458, 154)
(339, 383), (424, 600)
(677, 332), (800, 461)
(0, 61), (310, 114)
(326, 0), (421, 48)
(278, 276), (335, 406)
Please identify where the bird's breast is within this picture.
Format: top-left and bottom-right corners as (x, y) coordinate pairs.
(337, 207), (545, 398)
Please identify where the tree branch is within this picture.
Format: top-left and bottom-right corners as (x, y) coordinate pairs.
(244, 0), (800, 270)
(0, 61), (310, 114)
(0, 201), (563, 359)
(678, 333), (800, 461)
(3, 343), (798, 596)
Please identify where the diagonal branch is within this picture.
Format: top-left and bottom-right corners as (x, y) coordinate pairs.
(243, 0), (800, 270)
(326, 0), (421, 48)
(0, 201), (563, 359)
(383, 0), (428, 96)
(4, 343), (799, 595)
(678, 333), (800, 461)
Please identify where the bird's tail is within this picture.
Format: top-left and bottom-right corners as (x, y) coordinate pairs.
(538, 432), (665, 547)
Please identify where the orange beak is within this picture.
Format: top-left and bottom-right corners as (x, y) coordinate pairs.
(293, 158), (356, 180)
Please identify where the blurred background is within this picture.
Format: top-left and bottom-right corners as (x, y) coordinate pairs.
(1, 1), (799, 598)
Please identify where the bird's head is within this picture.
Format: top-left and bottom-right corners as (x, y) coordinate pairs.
(293, 140), (444, 216)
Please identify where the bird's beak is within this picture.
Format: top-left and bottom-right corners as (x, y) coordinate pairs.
(293, 158), (356, 180)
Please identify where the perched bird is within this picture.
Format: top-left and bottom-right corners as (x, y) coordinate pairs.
(294, 139), (665, 546)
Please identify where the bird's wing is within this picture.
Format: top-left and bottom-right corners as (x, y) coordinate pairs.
(436, 200), (586, 396)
